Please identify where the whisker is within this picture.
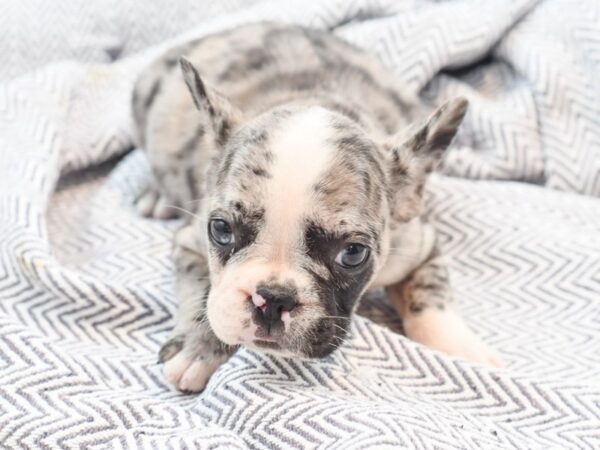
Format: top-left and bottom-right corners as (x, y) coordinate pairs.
(330, 324), (348, 335)
(320, 315), (351, 321)
(164, 204), (203, 220)
(186, 297), (210, 307)
(387, 247), (422, 253)
(184, 195), (222, 205)
(194, 315), (210, 326)
(386, 251), (421, 258)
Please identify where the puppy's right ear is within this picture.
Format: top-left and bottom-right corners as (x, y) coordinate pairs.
(180, 57), (244, 145)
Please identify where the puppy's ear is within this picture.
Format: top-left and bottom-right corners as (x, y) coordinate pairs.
(386, 97), (468, 223)
(180, 57), (244, 146)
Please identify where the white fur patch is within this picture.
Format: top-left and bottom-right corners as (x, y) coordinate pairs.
(164, 352), (228, 392)
(280, 310), (292, 331)
(261, 107), (336, 260)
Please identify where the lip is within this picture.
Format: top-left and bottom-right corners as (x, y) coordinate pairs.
(257, 334), (276, 342)
(253, 340), (281, 350)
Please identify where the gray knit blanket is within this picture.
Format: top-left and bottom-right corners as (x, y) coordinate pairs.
(1, 0), (599, 448)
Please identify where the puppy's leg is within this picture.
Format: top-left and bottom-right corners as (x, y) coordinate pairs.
(135, 160), (199, 220)
(159, 226), (235, 392)
(135, 114), (204, 220)
(132, 61), (200, 220)
(133, 57), (243, 221)
(387, 247), (501, 367)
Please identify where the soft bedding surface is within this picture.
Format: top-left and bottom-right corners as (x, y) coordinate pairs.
(1, 0), (599, 448)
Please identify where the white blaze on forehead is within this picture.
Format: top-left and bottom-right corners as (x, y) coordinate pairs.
(262, 107), (336, 258)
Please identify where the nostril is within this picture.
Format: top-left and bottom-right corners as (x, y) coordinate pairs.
(279, 294), (297, 313)
(278, 299), (296, 313)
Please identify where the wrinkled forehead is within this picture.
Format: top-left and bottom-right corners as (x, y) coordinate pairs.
(214, 106), (385, 237)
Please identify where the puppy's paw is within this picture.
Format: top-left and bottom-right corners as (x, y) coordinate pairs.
(159, 336), (228, 392)
(136, 186), (180, 220)
(163, 352), (226, 392)
(403, 309), (502, 368)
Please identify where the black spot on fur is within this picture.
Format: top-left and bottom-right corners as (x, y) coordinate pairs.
(236, 206), (264, 251)
(251, 167), (270, 178)
(427, 125), (461, 155)
(409, 302), (425, 314)
(303, 221), (374, 319)
(178, 124), (205, 159)
(219, 48), (272, 81)
(263, 150), (274, 163)
(184, 261), (196, 273)
(185, 167), (199, 201)
(201, 283), (211, 307)
(390, 163), (411, 188)
(217, 128), (271, 186)
(217, 146), (236, 186)
(264, 27), (412, 120)
(216, 120), (231, 147)
(158, 336), (184, 363)
(359, 169), (372, 196)
(415, 183), (424, 197)
(313, 179), (337, 196)
(144, 78), (162, 111)
(337, 135), (379, 166)
(326, 101), (362, 124)
(243, 128), (269, 148)
(210, 204), (264, 265)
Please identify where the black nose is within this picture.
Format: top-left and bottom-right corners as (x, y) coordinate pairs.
(256, 285), (297, 332)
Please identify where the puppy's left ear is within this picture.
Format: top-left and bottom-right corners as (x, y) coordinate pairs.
(386, 97), (468, 223)
(180, 57), (244, 146)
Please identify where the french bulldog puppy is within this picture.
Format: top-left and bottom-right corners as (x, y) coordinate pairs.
(132, 22), (500, 392)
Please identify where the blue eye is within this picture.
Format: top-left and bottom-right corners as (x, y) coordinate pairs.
(209, 219), (234, 246)
(335, 244), (369, 268)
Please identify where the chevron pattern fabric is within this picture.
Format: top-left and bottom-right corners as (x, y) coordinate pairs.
(1, 0), (599, 448)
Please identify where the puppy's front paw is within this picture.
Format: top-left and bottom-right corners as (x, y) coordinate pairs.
(136, 186), (180, 220)
(403, 309), (502, 368)
(159, 336), (228, 392)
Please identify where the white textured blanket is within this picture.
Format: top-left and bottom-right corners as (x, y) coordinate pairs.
(1, 0), (599, 448)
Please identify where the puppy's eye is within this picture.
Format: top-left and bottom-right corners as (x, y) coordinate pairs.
(335, 244), (369, 268)
(209, 219), (234, 246)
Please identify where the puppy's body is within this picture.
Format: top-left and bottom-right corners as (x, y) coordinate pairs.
(133, 23), (499, 392)
(134, 23), (415, 214)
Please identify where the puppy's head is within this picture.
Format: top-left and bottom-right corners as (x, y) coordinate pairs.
(180, 58), (468, 357)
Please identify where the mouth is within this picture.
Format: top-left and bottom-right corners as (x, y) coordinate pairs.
(240, 295), (285, 345)
(211, 289), (348, 357)
(252, 339), (281, 350)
